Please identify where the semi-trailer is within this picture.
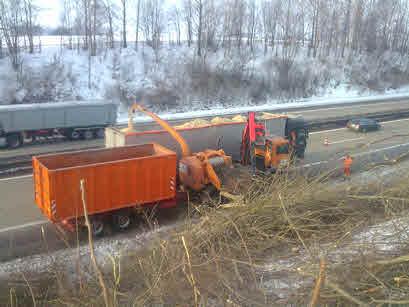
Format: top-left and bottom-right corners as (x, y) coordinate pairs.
(106, 113), (308, 161)
(0, 100), (117, 148)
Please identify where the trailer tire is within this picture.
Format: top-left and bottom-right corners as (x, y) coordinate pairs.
(95, 128), (105, 139)
(66, 129), (81, 141)
(113, 213), (131, 230)
(82, 130), (94, 140)
(6, 133), (23, 149)
(91, 219), (104, 237)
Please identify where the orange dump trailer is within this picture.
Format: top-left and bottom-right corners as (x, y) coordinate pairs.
(32, 143), (177, 225)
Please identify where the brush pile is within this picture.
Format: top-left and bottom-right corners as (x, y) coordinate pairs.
(2, 171), (409, 306)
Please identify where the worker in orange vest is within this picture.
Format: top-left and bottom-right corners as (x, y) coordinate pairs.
(343, 154), (353, 179)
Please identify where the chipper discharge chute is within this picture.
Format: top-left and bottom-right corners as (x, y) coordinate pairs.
(128, 103), (232, 191)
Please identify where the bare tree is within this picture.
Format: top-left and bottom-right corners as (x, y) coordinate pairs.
(247, 0), (257, 52)
(183, 0), (193, 47)
(121, 0), (127, 48)
(23, 0), (34, 53)
(0, 0), (22, 70)
(135, 0), (141, 50)
(141, 0), (163, 49)
(341, 0), (352, 57)
(91, 0), (97, 56)
(83, 0), (90, 49)
(170, 5), (182, 46)
(104, 0), (115, 49)
(195, 0), (203, 56)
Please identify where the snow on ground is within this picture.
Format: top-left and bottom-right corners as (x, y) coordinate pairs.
(1, 42), (409, 117)
(120, 89), (409, 124)
(0, 222), (179, 281)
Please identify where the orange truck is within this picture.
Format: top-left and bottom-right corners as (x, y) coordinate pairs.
(33, 144), (179, 235)
(32, 105), (232, 236)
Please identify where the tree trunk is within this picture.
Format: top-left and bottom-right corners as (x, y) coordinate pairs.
(135, 0), (140, 50)
(122, 0), (127, 48)
(197, 0), (202, 56)
(91, 0), (96, 56)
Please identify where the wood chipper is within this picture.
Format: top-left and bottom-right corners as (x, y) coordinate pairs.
(33, 104), (232, 236)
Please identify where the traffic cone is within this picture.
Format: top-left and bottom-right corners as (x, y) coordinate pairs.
(324, 137), (329, 146)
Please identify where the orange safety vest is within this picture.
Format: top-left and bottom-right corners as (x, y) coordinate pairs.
(344, 157), (353, 168)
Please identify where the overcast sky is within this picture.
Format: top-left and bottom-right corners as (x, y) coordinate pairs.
(35, 0), (180, 28)
(36, 0), (62, 27)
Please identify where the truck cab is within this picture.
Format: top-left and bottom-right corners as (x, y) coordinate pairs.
(254, 136), (290, 171)
(286, 116), (309, 159)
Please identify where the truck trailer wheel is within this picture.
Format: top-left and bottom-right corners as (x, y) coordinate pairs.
(95, 128), (105, 139)
(113, 213), (131, 230)
(65, 129), (81, 141)
(6, 133), (23, 149)
(82, 130), (94, 140)
(91, 219), (105, 237)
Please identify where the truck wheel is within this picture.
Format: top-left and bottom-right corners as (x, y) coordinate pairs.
(255, 157), (266, 171)
(113, 213), (131, 230)
(95, 128), (105, 139)
(6, 133), (23, 149)
(91, 219), (104, 237)
(67, 130), (81, 141)
(82, 130), (94, 140)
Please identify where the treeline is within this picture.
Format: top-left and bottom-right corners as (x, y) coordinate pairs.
(58, 0), (409, 57)
(0, 0), (37, 69)
(1, 0), (409, 70)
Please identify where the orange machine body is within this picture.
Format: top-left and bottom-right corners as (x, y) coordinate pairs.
(260, 137), (290, 169)
(33, 143), (177, 223)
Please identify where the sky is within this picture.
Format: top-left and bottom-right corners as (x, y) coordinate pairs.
(35, 0), (181, 28)
(36, 0), (63, 28)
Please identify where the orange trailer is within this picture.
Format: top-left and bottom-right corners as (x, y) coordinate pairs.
(33, 143), (177, 233)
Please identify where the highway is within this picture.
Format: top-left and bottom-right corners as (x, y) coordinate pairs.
(1, 117), (409, 261)
(1, 101), (409, 261)
(0, 99), (409, 161)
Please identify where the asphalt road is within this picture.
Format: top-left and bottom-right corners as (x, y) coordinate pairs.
(1, 116), (409, 261)
(0, 99), (409, 160)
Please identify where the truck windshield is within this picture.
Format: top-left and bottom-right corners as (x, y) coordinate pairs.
(277, 144), (289, 154)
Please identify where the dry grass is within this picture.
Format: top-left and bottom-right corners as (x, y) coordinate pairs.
(1, 170), (409, 306)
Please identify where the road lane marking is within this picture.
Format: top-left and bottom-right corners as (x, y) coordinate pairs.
(0, 174), (33, 182)
(299, 161), (329, 168)
(297, 101), (408, 114)
(381, 117), (409, 124)
(328, 137), (365, 145)
(336, 141), (409, 160)
(0, 220), (47, 234)
(310, 117), (409, 135)
(310, 127), (348, 135)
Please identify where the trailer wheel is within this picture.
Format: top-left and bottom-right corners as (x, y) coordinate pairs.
(6, 133), (23, 149)
(113, 213), (131, 230)
(95, 128), (105, 139)
(67, 129), (81, 141)
(91, 219), (104, 237)
(82, 130), (94, 140)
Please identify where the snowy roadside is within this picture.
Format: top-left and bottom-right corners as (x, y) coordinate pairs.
(121, 89), (409, 124)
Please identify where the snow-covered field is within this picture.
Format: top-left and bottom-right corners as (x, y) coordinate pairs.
(1, 41), (409, 115)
